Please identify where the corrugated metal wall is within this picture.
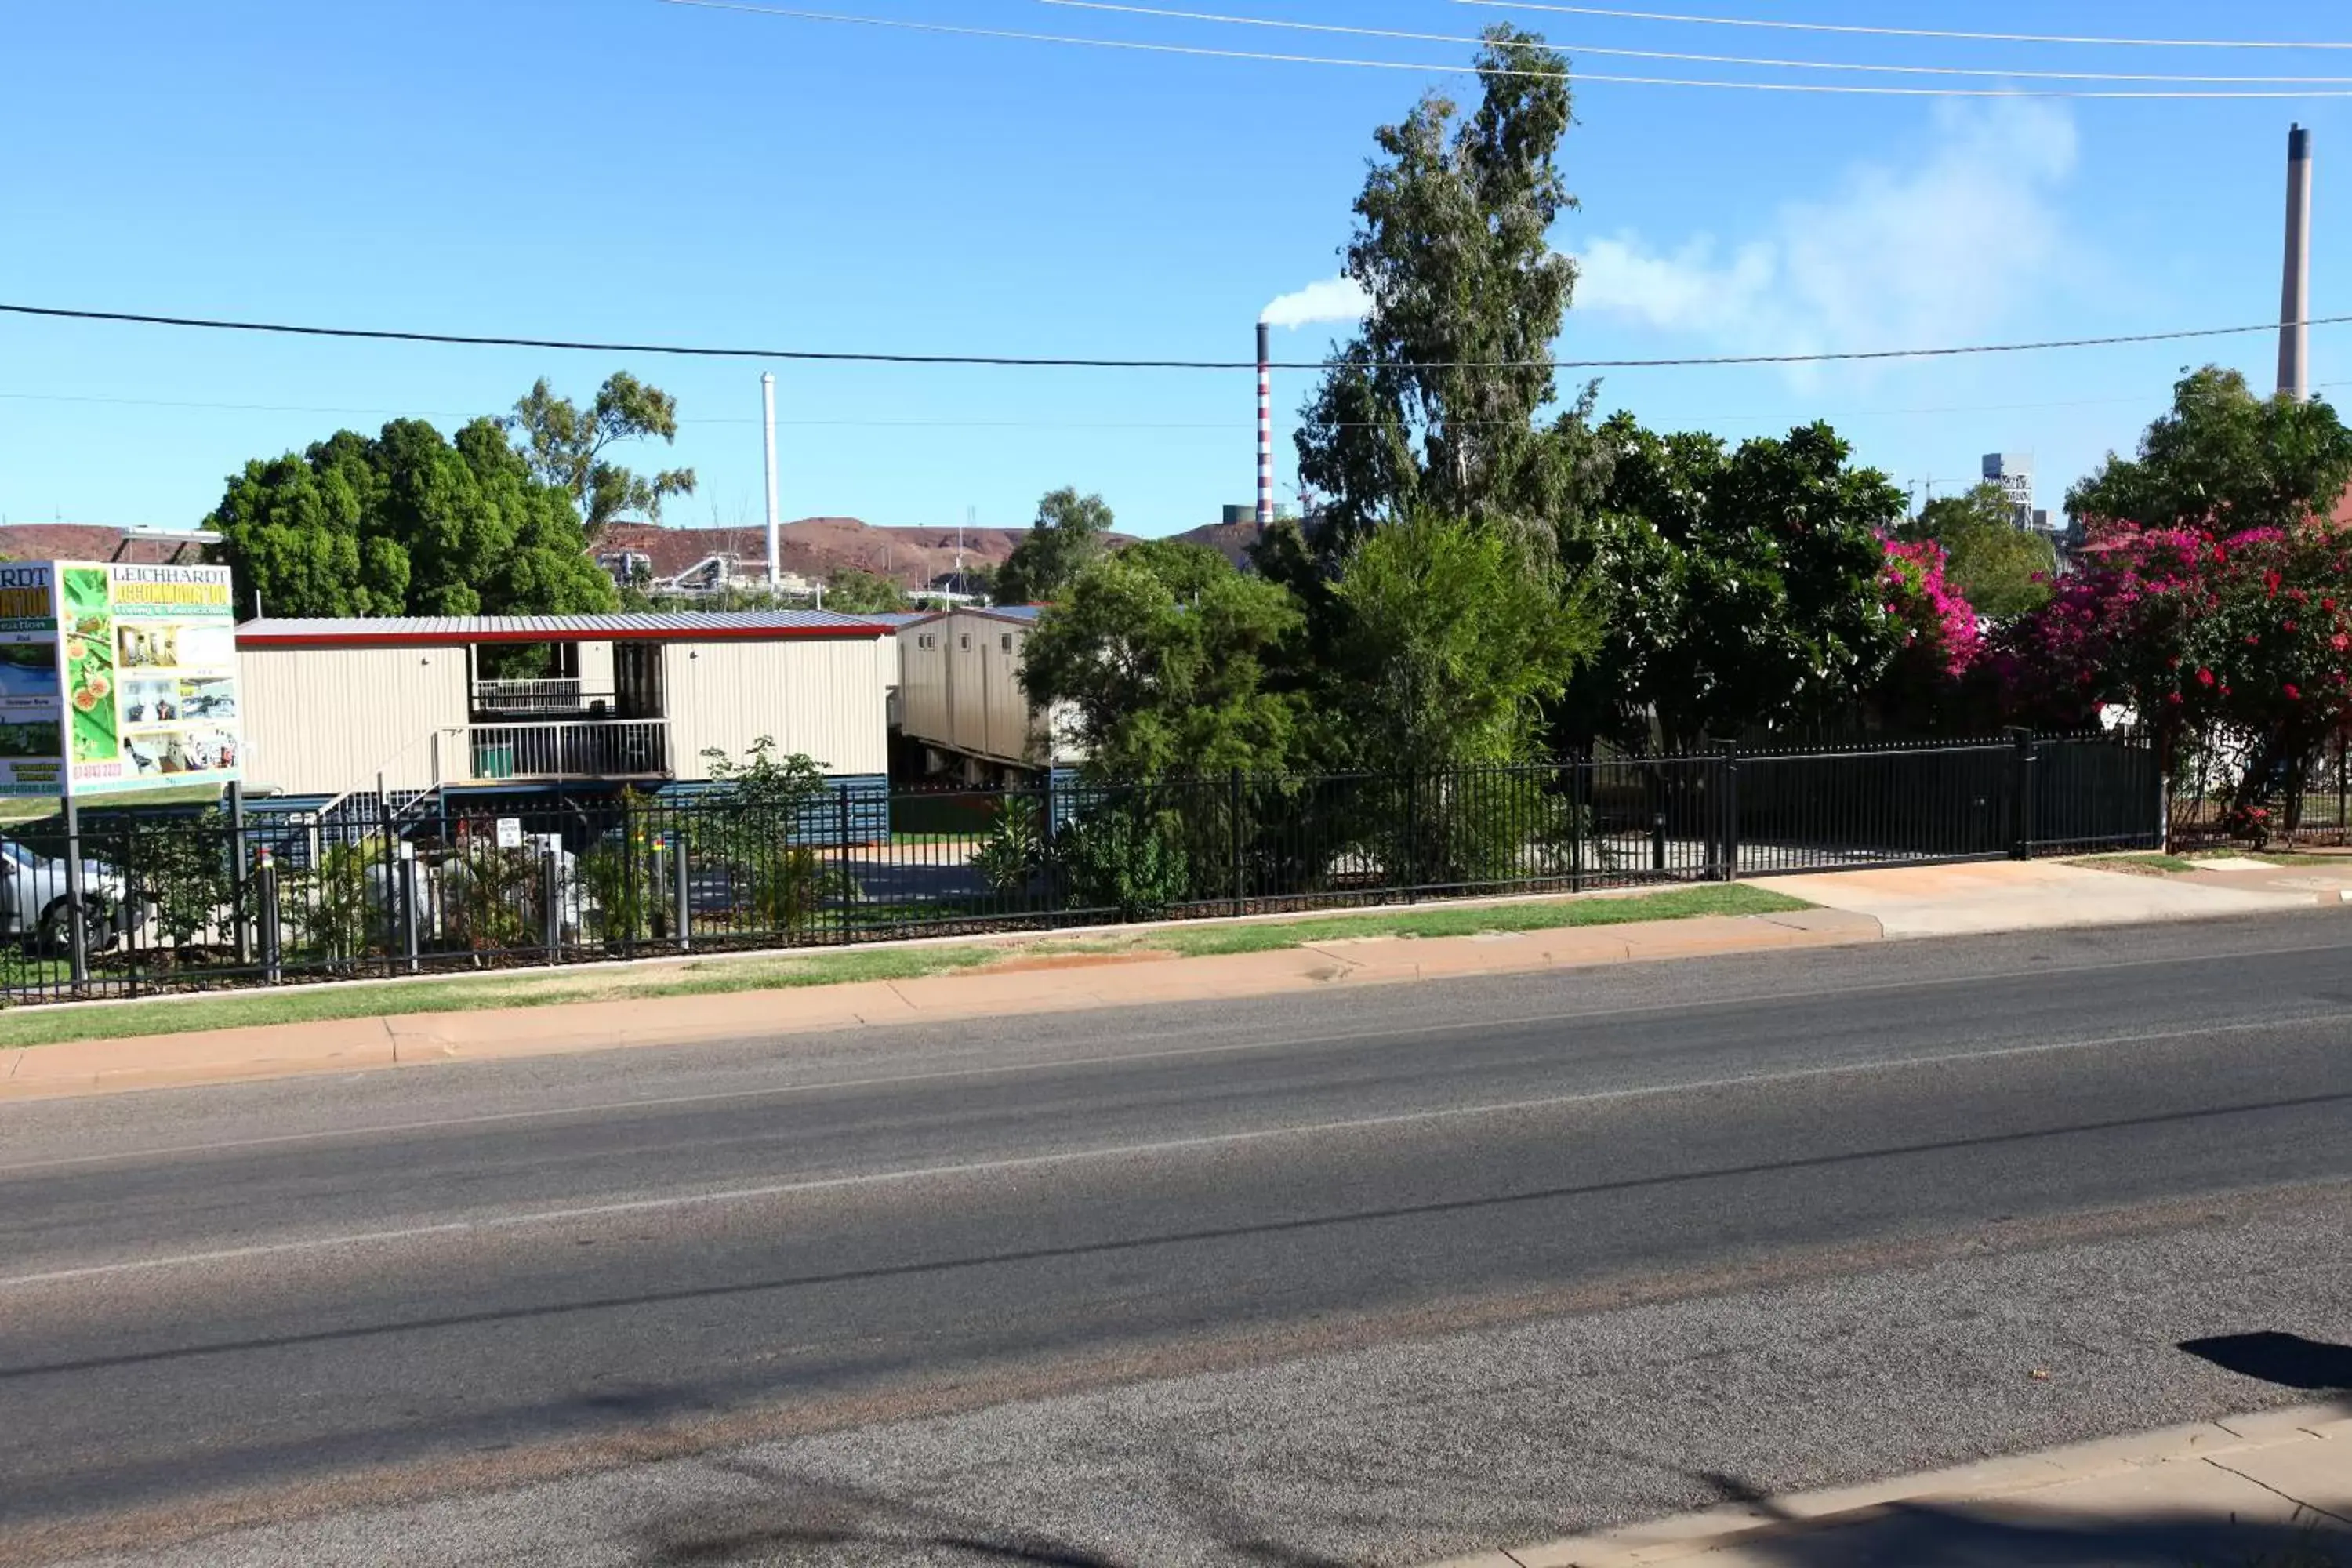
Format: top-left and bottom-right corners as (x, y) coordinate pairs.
(896, 624), (950, 744)
(660, 637), (891, 780)
(239, 645), (469, 795)
(895, 612), (1052, 768)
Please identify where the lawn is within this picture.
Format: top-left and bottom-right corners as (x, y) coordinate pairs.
(0, 782), (223, 826)
(0, 881), (1813, 1051)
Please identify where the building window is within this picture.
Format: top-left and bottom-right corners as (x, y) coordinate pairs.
(917, 633), (935, 649)
(959, 633), (971, 651)
(1000, 634), (1013, 653)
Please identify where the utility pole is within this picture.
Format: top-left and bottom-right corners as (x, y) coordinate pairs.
(761, 372), (782, 587)
(2279, 123), (2315, 402)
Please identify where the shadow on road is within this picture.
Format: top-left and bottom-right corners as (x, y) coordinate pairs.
(630, 1457), (1353, 1568)
(1666, 1339), (2352, 1568)
(2180, 1332), (2352, 1393)
(1704, 1502), (2345, 1567)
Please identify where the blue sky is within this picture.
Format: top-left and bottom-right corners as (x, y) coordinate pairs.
(4, 0), (2347, 539)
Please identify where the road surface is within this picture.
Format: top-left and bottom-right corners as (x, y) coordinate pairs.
(3, 910), (2350, 1565)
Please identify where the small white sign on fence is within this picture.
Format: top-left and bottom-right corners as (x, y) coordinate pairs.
(495, 817), (524, 849)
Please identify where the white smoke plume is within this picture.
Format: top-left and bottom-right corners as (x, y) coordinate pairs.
(1260, 275), (1371, 329)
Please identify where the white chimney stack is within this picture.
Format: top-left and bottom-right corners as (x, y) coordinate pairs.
(2280, 124), (2314, 403)
(761, 372), (781, 588)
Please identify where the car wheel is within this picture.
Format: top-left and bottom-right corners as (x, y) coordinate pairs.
(37, 896), (119, 958)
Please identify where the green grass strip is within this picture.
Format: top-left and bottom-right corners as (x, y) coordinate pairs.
(1156, 883), (1809, 956)
(0, 883), (1811, 1051)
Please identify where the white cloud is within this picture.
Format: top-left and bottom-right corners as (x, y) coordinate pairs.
(1571, 100), (2082, 372)
(1261, 275), (1371, 329)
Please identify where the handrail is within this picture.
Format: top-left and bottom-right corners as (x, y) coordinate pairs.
(304, 728), (445, 823)
(305, 717), (673, 818)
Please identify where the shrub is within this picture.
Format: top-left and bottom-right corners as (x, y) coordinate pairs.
(698, 737), (846, 935)
(1058, 801), (1190, 920)
(971, 793), (1047, 897)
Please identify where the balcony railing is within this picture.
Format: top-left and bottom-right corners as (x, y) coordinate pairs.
(473, 678), (615, 715)
(456, 719), (670, 782)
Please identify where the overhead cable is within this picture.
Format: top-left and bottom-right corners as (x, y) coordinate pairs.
(1451, 2), (2352, 52)
(653, 0), (2352, 96)
(9, 300), (2352, 374)
(1039, 1), (2352, 83)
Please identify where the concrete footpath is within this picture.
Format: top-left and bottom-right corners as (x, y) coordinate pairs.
(1433, 1403), (2351, 1567)
(2, 858), (2342, 1103)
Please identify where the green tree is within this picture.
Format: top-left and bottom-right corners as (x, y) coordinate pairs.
(1019, 542), (1306, 777)
(993, 488), (1116, 606)
(1898, 481), (2055, 621)
(1323, 511), (1594, 770)
(1572, 416), (1906, 751)
(822, 568), (909, 613)
(208, 418), (619, 619)
(1294, 27), (1610, 557)
(506, 372), (697, 536)
(2067, 365), (2352, 538)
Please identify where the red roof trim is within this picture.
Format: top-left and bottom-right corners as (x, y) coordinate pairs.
(237, 624), (886, 650)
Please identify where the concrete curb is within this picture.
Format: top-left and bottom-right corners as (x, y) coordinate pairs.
(0, 906), (1883, 1103)
(1426, 1403), (2352, 1568)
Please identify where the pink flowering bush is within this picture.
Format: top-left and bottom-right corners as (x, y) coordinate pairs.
(1999, 522), (2352, 810)
(1871, 535), (1991, 729)
(1883, 538), (1982, 679)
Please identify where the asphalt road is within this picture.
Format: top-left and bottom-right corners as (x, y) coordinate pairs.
(5, 912), (2352, 1566)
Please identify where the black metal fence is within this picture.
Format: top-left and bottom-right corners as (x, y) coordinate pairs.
(2169, 731), (2352, 850)
(0, 732), (2161, 1007)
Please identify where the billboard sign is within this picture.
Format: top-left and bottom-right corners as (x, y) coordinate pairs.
(0, 562), (241, 799)
(0, 564), (66, 797)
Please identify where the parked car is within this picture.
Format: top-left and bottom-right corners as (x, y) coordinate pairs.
(0, 838), (140, 954)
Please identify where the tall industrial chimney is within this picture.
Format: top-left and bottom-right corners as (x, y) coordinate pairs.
(761, 372), (781, 588)
(1256, 322), (1274, 529)
(2279, 124), (2314, 403)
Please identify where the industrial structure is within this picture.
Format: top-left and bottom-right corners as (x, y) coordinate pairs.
(1980, 454), (2055, 535)
(2280, 123), (2314, 403)
(1257, 321), (1275, 529)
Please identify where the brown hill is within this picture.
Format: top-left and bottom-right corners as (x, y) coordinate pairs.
(599, 517), (1046, 590)
(1163, 519), (1265, 569)
(601, 514), (1265, 591)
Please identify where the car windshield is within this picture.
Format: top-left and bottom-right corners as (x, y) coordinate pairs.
(0, 840), (37, 869)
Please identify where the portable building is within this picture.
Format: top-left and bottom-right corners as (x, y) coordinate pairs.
(892, 606), (1080, 780)
(234, 612), (892, 801)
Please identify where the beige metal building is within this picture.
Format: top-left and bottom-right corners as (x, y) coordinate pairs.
(236, 612), (893, 800)
(893, 606), (1081, 781)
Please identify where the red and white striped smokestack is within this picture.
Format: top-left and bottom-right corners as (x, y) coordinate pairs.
(1256, 321), (1275, 528)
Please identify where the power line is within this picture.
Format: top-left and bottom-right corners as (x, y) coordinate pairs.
(1453, 2), (2352, 52)
(31, 384), (2340, 427)
(1040, 1), (2352, 84)
(8, 299), (2352, 372)
(655, 0), (2352, 96)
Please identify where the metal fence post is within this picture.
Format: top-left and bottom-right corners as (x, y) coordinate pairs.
(836, 781), (854, 946)
(399, 840), (420, 975)
(2009, 727), (2038, 859)
(541, 843), (561, 960)
(376, 779), (395, 975)
(61, 793), (88, 988)
(1229, 765), (1245, 920)
(674, 811), (692, 953)
(227, 779), (252, 965)
(256, 845), (282, 985)
(1717, 739), (1742, 883)
(1043, 773), (1061, 928)
(1403, 768), (1419, 903)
